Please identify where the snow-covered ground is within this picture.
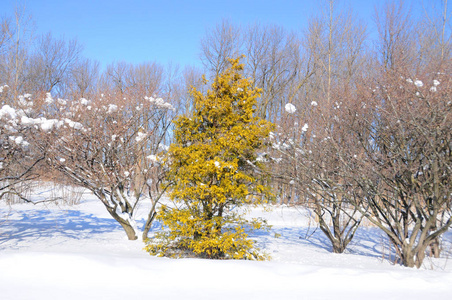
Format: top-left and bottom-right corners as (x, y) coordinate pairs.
(1, 188), (452, 300)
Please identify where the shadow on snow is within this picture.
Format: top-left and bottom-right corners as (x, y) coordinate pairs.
(0, 209), (124, 250)
(1, 206), (451, 262)
(251, 224), (397, 259)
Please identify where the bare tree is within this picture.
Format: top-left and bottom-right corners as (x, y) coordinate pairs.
(28, 33), (82, 96)
(65, 58), (100, 98)
(302, 0), (367, 107)
(0, 6), (34, 103)
(200, 19), (242, 77)
(244, 24), (301, 121)
(100, 61), (130, 95)
(347, 64), (452, 267)
(269, 0), (368, 253)
(419, 0), (452, 66)
(0, 17), (12, 55)
(175, 65), (204, 116)
(272, 83), (365, 253)
(100, 61), (165, 97)
(28, 91), (174, 240)
(0, 88), (44, 203)
(374, 0), (417, 71)
(199, 20), (304, 122)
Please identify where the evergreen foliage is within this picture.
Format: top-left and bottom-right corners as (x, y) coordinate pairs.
(145, 57), (274, 259)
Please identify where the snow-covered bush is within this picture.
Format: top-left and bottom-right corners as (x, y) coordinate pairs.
(13, 90), (176, 240)
(0, 87), (45, 203)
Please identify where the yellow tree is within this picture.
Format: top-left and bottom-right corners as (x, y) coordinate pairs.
(146, 57), (273, 259)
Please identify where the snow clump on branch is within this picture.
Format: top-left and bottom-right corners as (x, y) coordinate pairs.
(135, 131), (147, 142)
(285, 103), (296, 114)
(0, 105), (17, 120)
(107, 104), (118, 114)
(0, 84), (9, 93)
(45, 93), (54, 104)
(145, 96), (175, 111)
(414, 80), (423, 87)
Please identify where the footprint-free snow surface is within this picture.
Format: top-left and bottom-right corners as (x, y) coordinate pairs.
(1, 190), (452, 300)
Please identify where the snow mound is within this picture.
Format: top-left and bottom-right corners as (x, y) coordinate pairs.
(0, 193), (451, 299)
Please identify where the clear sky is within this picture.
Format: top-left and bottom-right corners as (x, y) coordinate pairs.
(1, 0), (437, 69)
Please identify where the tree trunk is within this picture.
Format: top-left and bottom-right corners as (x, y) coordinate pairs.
(106, 206), (138, 240)
(400, 244), (416, 268)
(332, 217), (346, 253)
(429, 238), (441, 258)
(317, 211), (347, 254)
(428, 225), (441, 258)
(119, 221), (139, 240)
(142, 210), (156, 241)
(331, 239), (346, 254)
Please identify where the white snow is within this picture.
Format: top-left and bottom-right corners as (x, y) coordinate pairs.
(302, 123), (308, 132)
(430, 80), (440, 92)
(64, 118), (83, 130)
(107, 104), (118, 114)
(12, 135), (24, 145)
(41, 119), (62, 131)
(20, 115), (34, 125)
(0, 105), (17, 120)
(414, 80), (423, 87)
(18, 94), (33, 107)
(145, 96), (174, 110)
(20, 115), (67, 132)
(147, 154), (158, 162)
(45, 92), (54, 104)
(158, 144), (170, 151)
(311, 101), (318, 106)
(285, 103), (296, 114)
(57, 98), (67, 106)
(135, 131), (147, 142)
(0, 188), (451, 300)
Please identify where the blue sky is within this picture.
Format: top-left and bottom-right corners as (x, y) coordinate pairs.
(2, 0), (435, 69)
